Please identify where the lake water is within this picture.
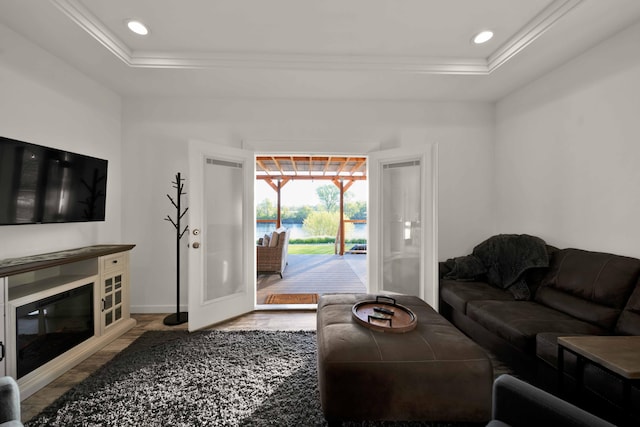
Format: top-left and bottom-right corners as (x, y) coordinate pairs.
(256, 222), (367, 240)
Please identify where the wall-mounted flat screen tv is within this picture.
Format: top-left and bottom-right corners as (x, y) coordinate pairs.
(0, 136), (108, 225)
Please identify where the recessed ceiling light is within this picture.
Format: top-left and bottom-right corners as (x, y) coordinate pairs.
(127, 20), (149, 36)
(473, 30), (494, 44)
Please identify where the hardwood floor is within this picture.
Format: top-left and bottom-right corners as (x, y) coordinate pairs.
(20, 311), (317, 423)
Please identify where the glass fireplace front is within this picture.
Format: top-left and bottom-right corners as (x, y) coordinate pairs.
(15, 283), (94, 378)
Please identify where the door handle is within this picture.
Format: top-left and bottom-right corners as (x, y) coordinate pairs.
(192, 242), (200, 249)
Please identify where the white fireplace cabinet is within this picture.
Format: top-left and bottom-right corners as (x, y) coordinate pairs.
(0, 245), (136, 399)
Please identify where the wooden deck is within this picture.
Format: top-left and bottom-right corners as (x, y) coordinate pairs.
(256, 254), (367, 304)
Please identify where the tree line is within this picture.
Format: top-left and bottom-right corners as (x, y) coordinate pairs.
(256, 184), (367, 238)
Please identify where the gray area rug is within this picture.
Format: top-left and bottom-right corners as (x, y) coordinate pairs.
(26, 330), (490, 427)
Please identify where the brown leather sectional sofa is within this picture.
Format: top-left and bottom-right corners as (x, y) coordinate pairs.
(439, 243), (640, 422)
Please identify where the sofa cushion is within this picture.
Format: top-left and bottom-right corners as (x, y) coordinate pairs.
(467, 300), (606, 353)
(268, 231), (279, 247)
(536, 248), (640, 330)
(536, 287), (624, 332)
(440, 280), (513, 314)
(615, 279), (640, 335)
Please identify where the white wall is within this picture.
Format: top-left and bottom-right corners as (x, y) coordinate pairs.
(495, 21), (640, 258)
(122, 98), (495, 312)
(0, 24), (123, 259)
(0, 25), (495, 314)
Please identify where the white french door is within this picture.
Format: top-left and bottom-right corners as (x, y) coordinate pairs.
(187, 140), (255, 331)
(0, 278), (5, 376)
(368, 145), (438, 309)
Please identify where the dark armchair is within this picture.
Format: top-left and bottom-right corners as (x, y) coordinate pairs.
(488, 374), (614, 427)
(0, 376), (23, 427)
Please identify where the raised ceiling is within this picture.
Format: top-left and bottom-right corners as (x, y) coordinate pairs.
(1, 0), (640, 100)
(48, 0), (568, 73)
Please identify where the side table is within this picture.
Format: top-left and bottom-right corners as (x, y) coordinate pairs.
(558, 336), (640, 423)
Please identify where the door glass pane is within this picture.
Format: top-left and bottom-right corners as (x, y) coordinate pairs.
(382, 160), (421, 295)
(203, 157), (244, 301)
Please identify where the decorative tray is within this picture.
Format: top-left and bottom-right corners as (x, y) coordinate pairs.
(352, 295), (417, 333)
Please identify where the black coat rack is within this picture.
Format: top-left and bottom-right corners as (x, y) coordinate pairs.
(164, 172), (189, 325)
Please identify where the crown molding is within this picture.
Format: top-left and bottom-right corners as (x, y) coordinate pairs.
(129, 50), (490, 74)
(50, 0), (582, 75)
(487, 0), (583, 72)
(50, 0), (132, 63)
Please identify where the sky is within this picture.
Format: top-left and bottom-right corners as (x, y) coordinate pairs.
(255, 179), (367, 207)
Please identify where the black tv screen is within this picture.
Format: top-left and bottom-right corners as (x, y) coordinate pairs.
(0, 136), (108, 225)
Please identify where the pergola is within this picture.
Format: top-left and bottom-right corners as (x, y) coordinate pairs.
(256, 156), (367, 255)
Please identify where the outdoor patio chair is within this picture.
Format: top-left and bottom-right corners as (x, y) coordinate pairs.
(257, 228), (290, 278)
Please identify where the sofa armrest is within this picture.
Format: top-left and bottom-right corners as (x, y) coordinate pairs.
(438, 261), (452, 279)
(0, 376), (22, 426)
(490, 374), (614, 427)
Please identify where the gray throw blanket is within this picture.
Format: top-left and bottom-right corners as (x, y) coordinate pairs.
(443, 234), (549, 300)
(472, 234), (549, 289)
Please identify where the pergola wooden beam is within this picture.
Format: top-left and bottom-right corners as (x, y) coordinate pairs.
(256, 175), (366, 181)
(263, 176), (291, 193)
(256, 158), (270, 174)
(332, 178), (355, 193)
(349, 158), (366, 175)
(334, 156), (349, 176)
(271, 156), (285, 175)
(322, 156), (332, 176)
(256, 156), (367, 180)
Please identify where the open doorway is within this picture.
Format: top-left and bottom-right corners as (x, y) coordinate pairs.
(254, 155), (368, 307)
(186, 142), (436, 329)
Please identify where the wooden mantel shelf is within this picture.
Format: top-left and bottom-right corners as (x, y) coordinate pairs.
(0, 244), (135, 277)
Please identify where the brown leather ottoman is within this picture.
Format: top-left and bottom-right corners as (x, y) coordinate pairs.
(317, 293), (492, 425)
